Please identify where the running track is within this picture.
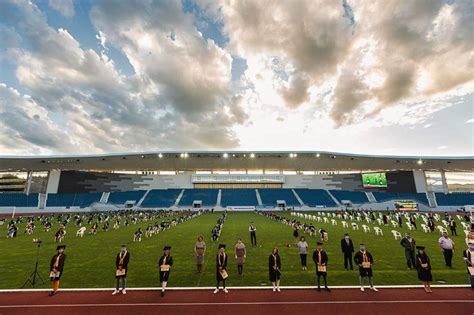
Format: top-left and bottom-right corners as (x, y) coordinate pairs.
(0, 288), (472, 315)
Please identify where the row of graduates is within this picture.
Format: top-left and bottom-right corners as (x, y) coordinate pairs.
(47, 242), (437, 296)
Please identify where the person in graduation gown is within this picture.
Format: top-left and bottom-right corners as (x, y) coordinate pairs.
(214, 244), (229, 293)
(158, 246), (173, 297)
(234, 239), (246, 275)
(269, 247), (281, 292)
(49, 245), (66, 296)
(415, 246), (433, 293)
(112, 244), (130, 295)
(313, 242), (330, 292)
(354, 244), (378, 292)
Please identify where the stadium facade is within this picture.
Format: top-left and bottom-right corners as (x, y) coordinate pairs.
(0, 151), (473, 214)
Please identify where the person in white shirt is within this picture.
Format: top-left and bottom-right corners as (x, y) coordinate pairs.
(462, 240), (474, 290)
(249, 223), (257, 246)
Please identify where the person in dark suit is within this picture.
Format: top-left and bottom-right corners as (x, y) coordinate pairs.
(400, 233), (416, 269)
(341, 234), (354, 270)
(112, 244), (130, 295)
(49, 245), (66, 296)
(269, 247), (281, 292)
(158, 246), (173, 297)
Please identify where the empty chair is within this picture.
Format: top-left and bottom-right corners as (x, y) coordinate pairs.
(441, 220), (449, 227)
(377, 218), (383, 225)
(391, 230), (402, 240)
(436, 225), (447, 234)
(362, 225), (370, 233)
(317, 217), (322, 222)
(323, 217), (329, 223)
(76, 227), (86, 237)
(461, 222), (469, 230)
(351, 223), (359, 230)
(342, 221), (348, 228)
(421, 224), (430, 233)
(331, 219), (337, 226)
(405, 222), (415, 231)
(390, 220), (398, 228)
(374, 227), (383, 236)
(365, 217), (371, 224)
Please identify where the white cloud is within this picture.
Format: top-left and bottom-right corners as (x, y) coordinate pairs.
(48, 0), (75, 18)
(466, 118), (474, 123)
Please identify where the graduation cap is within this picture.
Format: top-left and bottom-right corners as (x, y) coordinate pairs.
(121, 244), (127, 247)
(163, 246), (171, 250)
(416, 246), (425, 250)
(56, 245), (66, 250)
(218, 244), (226, 249)
(317, 242), (323, 245)
(359, 243), (365, 246)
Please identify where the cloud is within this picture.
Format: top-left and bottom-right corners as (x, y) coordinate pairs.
(467, 118), (474, 123)
(48, 0), (75, 18)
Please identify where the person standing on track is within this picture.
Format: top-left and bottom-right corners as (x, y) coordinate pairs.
(249, 222), (257, 246)
(341, 234), (354, 270)
(313, 242), (330, 292)
(158, 246), (173, 297)
(234, 239), (246, 275)
(297, 236), (308, 271)
(49, 245), (66, 296)
(415, 246), (433, 293)
(194, 236), (206, 273)
(112, 244), (130, 295)
(354, 244), (378, 292)
(269, 247), (281, 292)
(438, 232), (455, 268)
(215, 244), (229, 294)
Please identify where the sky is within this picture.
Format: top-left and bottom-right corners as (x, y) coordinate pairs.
(0, 0), (473, 157)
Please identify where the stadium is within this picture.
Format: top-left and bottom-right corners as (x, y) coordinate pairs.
(1, 0), (474, 314)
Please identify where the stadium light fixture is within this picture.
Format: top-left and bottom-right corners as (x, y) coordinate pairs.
(417, 159), (423, 165)
(289, 153), (297, 158)
(250, 153), (255, 158)
(316, 153), (320, 158)
(181, 153), (189, 158)
(158, 153), (163, 158)
(223, 153), (229, 158)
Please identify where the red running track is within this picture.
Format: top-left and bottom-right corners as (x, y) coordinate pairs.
(0, 288), (473, 315)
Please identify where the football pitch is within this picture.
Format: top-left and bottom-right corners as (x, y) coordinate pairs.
(0, 211), (469, 289)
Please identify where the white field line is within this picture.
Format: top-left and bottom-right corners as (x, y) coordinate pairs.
(0, 284), (469, 293)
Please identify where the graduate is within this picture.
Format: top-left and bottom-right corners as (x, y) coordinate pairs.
(313, 242), (330, 292)
(112, 244), (130, 295)
(415, 246), (432, 293)
(49, 245), (66, 296)
(354, 244), (378, 292)
(215, 244), (229, 293)
(158, 246), (173, 297)
(269, 247), (281, 292)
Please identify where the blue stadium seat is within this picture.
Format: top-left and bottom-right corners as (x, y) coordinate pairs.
(46, 193), (102, 208)
(108, 190), (146, 205)
(140, 189), (182, 208)
(220, 189), (258, 207)
(294, 189), (337, 207)
(372, 192), (429, 205)
(435, 192), (474, 206)
(0, 193), (38, 207)
(178, 189), (218, 207)
(258, 189), (300, 206)
(329, 190), (368, 204)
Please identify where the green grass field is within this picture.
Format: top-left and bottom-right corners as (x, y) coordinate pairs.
(0, 211), (470, 289)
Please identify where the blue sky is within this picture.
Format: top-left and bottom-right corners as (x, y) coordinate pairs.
(0, 0), (473, 156)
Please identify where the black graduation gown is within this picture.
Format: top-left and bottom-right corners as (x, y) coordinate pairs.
(354, 251), (373, 277)
(216, 253), (228, 281)
(312, 250), (328, 275)
(158, 254), (173, 282)
(268, 253), (281, 282)
(50, 253), (66, 281)
(115, 251), (130, 278)
(415, 253), (432, 282)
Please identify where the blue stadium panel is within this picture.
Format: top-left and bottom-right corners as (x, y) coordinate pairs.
(140, 189), (182, 208)
(372, 192), (429, 205)
(178, 189), (219, 207)
(329, 190), (368, 204)
(46, 193), (102, 208)
(0, 193), (38, 207)
(220, 189), (258, 207)
(258, 189), (300, 206)
(435, 193), (474, 206)
(294, 189), (337, 207)
(108, 191), (146, 205)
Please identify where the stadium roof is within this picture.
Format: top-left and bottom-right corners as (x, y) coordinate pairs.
(0, 151), (472, 172)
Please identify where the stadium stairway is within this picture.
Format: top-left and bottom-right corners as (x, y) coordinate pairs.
(255, 189), (263, 206)
(326, 190), (342, 206)
(366, 191), (376, 203)
(216, 189), (222, 207)
(291, 189), (304, 206)
(426, 191), (437, 208)
(136, 190), (150, 207)
(100, 192), (109, 203)
(174, 189), (185, 207)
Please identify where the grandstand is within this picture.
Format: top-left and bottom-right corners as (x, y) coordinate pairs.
(0, 151), (472, 213)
